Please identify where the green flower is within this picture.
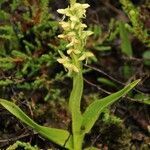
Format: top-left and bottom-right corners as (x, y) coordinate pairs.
(67, 48), (81, 55)
(57, 3), (90, 19)
(57, 2), (94, 74)
(57, 56), (79, 73)
(59, 22), (70, 30)
(79, 52), (94, 61)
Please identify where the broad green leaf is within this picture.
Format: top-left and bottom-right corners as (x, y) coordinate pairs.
(37, 126), (73, 149)
(119, 21), (132, 57)
(81, 80), (140, 134)
(0, 99), (39, 129)
(0, 99), (73, 149)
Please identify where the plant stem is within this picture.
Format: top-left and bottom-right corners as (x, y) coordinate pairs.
(70, 0), (76, 6)
(70, 53), (84, 149)
(71, 72), (83, 150)
(73, 135), (83, 150)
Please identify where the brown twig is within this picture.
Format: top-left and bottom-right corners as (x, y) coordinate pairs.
(0, 133), (30, 143)
(84, 64), (149, 93)
(84, 64), (124, 85)
(102, 0), (128, 21)
(84, 78), (145, 104)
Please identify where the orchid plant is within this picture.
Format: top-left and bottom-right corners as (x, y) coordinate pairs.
(0, 1), (140, 150)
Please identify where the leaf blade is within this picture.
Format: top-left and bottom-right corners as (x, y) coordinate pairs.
(82, 80), (140, 134)
(0, 99), (73, 149)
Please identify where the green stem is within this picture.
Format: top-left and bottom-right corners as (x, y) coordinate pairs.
(71, 53), (82, 71)
(70, 0), (76, 6)
(69, 54), (84, 149)
(73, 135), (84, 150)
(71, 72), (83, 150)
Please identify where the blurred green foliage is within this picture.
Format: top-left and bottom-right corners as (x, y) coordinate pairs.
(120, 0), (150, 47)
(6, 141), (38, 150)
(0, 0), (64, 101)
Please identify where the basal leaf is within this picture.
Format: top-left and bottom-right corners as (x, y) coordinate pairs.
(37, 126), (73, 149)
(0, 99), (73, 149)
(81, 80), (140, 134)
(0, 99), (39, 129)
